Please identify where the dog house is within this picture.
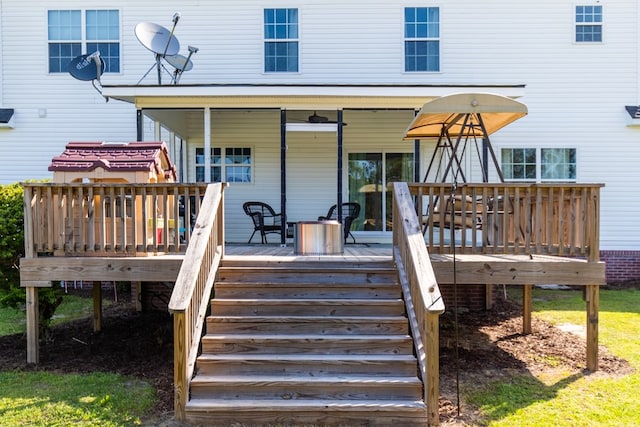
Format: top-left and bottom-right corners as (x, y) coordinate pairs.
(48, 141), (178, 254)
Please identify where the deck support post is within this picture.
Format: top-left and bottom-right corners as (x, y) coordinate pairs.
(26, 286), (39, 364)
(522, 284), (533, 334)
(585, 284), (599, 371)
(133, 281), (142, 312)
(485, 284), (493, 310)
(173, 310), (187, 421)
(426, 311), (440, 426)
(93, 281), (102, 332)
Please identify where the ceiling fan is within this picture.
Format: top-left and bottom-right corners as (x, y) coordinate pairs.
(300, 111), (347, 125)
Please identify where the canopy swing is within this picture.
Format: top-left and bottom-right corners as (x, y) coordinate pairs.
(404, 92), (528, 183)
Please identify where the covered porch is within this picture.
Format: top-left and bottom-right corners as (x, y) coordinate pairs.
(101, 84), (527, 245)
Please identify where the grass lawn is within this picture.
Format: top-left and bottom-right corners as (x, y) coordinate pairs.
(467, 287), (640, 426)
(0, 294), (157, 426)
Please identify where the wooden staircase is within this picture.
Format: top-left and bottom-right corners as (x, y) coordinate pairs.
(183, 259), (428, 426)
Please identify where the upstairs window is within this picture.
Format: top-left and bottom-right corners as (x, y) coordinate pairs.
(404, 7), (440, 72)
(48, 9), (120, 73)
(502, 148), (576, 182)
(264, 8), (299, 72)
(575, 5), (602, 42)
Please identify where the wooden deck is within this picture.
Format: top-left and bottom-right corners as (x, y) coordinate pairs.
(20, 182), (605, 426)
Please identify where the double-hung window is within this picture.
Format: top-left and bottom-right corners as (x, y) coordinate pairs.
(195, 147), (252, 183)
(264, 8), (299, 72)
(404, 7), (440, 72)
(502, 148), (576, 182)
(48, 9), (120, 73)
(575, 5), (603, 42)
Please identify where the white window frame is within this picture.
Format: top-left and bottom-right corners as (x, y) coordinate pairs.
(575, 4), (603, 43)
(263, 8), (299, 73)
(47, 9), (120, 74)
(501, 147), (577, 183)
(194, 146), (253, 183)
(403, 7), (440, 72)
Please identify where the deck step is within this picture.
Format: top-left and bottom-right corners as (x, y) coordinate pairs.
(189, 375), (423, 400)
(184, 399), (427, 427)
(201, 334), (413, 354)
(206, 315), (409, 334)
(195, 353), (418, 376)
(214, 282), (401, 299)
(210, 298), (406, 316)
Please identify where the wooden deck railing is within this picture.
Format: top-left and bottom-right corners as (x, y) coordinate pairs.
(22, 182), (209, 256)
(168, 183), (225, 421)
(409, 183), (603, 258)
(392, 182), (445, 426)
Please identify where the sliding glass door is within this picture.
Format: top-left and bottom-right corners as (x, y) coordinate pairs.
(348, 152), (413, 232)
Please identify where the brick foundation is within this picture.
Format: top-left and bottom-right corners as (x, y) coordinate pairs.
(438, 284), (493, 311)
(600, 250), (640, 284)
(131, 281), (174, 311)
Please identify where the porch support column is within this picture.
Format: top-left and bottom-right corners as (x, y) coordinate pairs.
(414, 109), (420, 182)
(204, 107), (211, 182)
(280, 109), (287, 245)
(337, 110), (344, 224)
(136, 109), (143, 141)
(154, 121), (162, 141)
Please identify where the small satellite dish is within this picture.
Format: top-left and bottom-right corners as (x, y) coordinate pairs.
(135, 21), (180, 57)
(165, 54), (193, 72)
(68, 53), (105, 81)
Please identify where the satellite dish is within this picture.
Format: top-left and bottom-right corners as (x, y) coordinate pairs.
(68, 53), (105, 81)
(135, 22), (180, 56)
(165, 54), (193, 73)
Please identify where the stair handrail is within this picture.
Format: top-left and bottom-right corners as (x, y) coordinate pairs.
(392, 181), (445, 426)
(168, 183), (226, 421)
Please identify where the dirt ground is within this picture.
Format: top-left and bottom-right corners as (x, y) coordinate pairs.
(0, 286), (634, 426)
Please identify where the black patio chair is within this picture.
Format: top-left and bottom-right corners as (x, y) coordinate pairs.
(243, 201), (283, 244)
(318, 202), (361, 244)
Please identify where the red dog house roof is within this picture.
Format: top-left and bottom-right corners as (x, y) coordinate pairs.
(48, 141), (177, 181)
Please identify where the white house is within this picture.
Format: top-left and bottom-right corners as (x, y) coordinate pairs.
(1, 1), (638, 281)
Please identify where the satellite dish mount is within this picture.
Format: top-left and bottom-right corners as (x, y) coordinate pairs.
(135, 13), (182, 84)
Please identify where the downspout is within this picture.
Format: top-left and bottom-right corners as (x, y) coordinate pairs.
(136, 109), (143, 141)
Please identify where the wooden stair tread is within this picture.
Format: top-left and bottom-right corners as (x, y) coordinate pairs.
(191, 374), (421, 384)
(208, 315), (408, 322)
(215, 281), (398, 286)
(197, 353), (416, 362)
(212, 298), (403, 304)
(186, 398), (426, 410)
(203, 333), (410, 340)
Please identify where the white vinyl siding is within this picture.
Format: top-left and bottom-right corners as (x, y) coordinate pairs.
(0, 0), (637, 250)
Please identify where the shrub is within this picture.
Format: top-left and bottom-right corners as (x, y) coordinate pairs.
(0, 182), (63, 340)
